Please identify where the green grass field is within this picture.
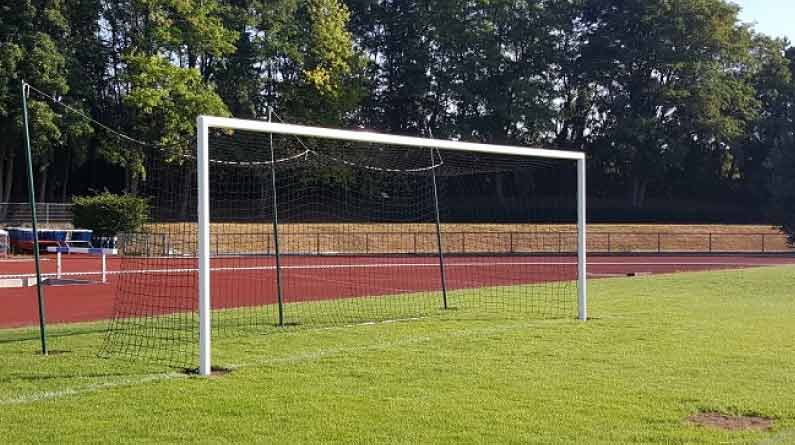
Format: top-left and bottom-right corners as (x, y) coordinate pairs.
(1, 266), (794, 444)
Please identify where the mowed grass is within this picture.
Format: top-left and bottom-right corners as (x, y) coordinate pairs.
(1, 266), (794, 444)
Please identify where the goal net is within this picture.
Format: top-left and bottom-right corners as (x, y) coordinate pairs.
(101, 116), (587, 373)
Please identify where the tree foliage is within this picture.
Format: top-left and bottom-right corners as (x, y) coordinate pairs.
(763, 47), (795, 242)
(0, 0), (792, 228)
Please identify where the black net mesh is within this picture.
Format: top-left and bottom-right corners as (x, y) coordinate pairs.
(101, 125), (580, 369)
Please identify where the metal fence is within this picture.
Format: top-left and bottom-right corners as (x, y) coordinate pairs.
(569, 231), (791, 254)
(120, 230), (792, 257)
(276, 231), (792, 255)
(2, 202), (791, 255)
(0, 202), (73, 226)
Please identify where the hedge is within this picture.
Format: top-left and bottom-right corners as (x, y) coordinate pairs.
(72, 193), (149, 237)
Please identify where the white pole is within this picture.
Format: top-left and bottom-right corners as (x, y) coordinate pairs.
(56, 251), (62, 279)
(101, 253), (107, 283)
(577, 158), (587, 321)
(197, 116), (212, 376)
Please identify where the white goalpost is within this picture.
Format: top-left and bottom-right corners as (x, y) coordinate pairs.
(195, 115), (587, 376)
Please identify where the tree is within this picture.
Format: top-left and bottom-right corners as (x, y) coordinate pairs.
(245, 0), (365, 125)
(0, 0), (72, 206)
(1, 0), (792, 228)
(766, 47), (795, 242)
(547, 0), (598, 150)
(769, 135), (795, 242)
(583, 0), (757, 209)
(122, 54), (231, 190)
(347, 0), (437, 132)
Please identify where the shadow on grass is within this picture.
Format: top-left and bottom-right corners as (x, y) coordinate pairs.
(0, 325), (108, 345)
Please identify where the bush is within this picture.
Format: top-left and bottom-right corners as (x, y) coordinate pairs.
(72, 193), (149, 237)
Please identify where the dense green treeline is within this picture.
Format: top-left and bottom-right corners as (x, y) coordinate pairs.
(0, 0), (793, 229)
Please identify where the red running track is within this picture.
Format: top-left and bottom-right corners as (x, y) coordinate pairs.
(1, 254), (794, 328)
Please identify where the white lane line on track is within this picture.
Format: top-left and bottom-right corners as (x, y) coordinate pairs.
(0, 261), (780, 280)
(0, 259), (51, 263)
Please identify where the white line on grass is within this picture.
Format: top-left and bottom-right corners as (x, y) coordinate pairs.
(1, 318), (556, 405)
(0, 372), (188, 406)
(756, 429), (795, 445)
(227, 317), (554, 369)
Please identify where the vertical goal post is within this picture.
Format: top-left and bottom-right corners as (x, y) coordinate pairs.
(196, 115), (587, 376)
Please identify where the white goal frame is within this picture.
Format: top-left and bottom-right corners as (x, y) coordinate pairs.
(196, 115), (587, 376)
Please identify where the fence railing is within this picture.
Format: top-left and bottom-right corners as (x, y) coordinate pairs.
(0, 202), (73, 226)
(120, 230), (793, 257)
(0, 229), (7, 257)
(580, 231), (791, 254)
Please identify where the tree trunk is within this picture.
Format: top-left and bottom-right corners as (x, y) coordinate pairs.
(129, 171), (139, 195)
(61, 148), (71, 202)
(495, 173), (506, 206)
(0, 157), (6, 220)
(637, 179), (648, 209)
(0, 157), (5, 204)
(3, 152), (13, 202)
(46, 167), (56, 204)
(630, 177), (649, 209)
(179, 167), (191, 220)
(38, 165), (48, 202)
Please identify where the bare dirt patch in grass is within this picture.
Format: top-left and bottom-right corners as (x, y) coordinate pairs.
(184, 366), (233, 378)
(687, 412), (773, 431)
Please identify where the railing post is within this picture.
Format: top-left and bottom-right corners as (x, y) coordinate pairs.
(101, 252), (107, 283)
(708, 233), (712, 253)
(56, 251), (62, 279)
(509, 232), (514, 254)
(657, 233), (661, 253)
(607, 232), (611, 253)
(761, 234), (766, 253)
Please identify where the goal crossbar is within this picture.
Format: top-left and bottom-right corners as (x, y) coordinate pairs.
(199, 116), (586, 161)
(196, 115), (587, 376)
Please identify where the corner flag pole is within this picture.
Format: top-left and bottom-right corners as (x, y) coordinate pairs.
(21, 80), (48, 355)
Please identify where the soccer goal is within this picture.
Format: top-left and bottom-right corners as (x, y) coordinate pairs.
(102, 115), (587, 375)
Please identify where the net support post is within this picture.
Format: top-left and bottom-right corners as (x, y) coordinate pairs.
(197, 116), (212, 376)
(22, 80), (48, 355)
(429, 149), (448, 309)
(576, 157), (587, 321)
(268, 107), (285, 326)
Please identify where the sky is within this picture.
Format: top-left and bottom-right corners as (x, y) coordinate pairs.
(732, 0), (795, 43)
